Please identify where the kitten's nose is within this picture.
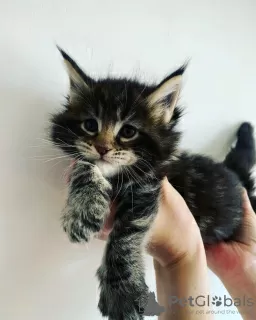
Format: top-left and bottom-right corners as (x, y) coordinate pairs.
(95, 145), (111, 156)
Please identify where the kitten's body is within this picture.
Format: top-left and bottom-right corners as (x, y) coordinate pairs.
(51, 48), (255, 320)
(169, 153), (243, 243)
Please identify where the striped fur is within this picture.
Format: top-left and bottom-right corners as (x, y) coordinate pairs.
(51, 48), (255, 319)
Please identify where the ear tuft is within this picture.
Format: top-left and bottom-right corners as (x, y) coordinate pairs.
(57, 45), (70, 61)
(57, 46), (94, 103)
(147, 65), (185, 123)
(164, 61), (188, 80)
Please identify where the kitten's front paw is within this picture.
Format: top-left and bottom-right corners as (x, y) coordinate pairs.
(62, 206), (92, 242)
(97, 268), (148, 320)
(62, 192), (110, 242)
(62, 164), (112, 243)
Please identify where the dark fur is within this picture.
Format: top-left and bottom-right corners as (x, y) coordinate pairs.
(224, 122), (256, 210)
(51, 48), (255, 320)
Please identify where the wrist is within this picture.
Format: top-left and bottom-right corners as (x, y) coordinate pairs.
(154, 240), (208, 284)
(151, 228), (204, 269)
(154, 241), (212, 319)
(161, 237), (205, 270)
(218, 261), (256, 320)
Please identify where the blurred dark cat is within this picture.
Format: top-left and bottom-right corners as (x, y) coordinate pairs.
(50, 47), (256, 320)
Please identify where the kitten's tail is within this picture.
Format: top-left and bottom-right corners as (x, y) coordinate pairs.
(224, 122), (256, 210)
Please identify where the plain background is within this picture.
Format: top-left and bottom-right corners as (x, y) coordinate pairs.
(1, 1), (256, 319)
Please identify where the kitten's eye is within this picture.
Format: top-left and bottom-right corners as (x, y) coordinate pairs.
(82, 119), (98, 135)
(119, 125), (138, 140)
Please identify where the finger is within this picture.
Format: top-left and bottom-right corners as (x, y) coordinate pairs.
(161, 177), (187, 208)
(232, 189), (256, 245)
(96, 230), (110, 241)
(161, 178), (197, 224)
(242, 189), (255, 217)
(104, 204), (116, 230)
(95, 203), (116, 241)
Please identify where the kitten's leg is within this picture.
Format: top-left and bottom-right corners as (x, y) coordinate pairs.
(62, 162), (112, 242)
(97, 182), (160, 320)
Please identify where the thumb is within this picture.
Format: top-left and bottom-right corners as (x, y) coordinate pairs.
(242, 189), (255, 218)
(161, 177), (188, 210)
(239, 189), (256, 245)
(159, 178), (199, 230)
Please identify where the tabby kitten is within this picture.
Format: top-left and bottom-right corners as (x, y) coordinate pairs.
(51, 48), (254, 320)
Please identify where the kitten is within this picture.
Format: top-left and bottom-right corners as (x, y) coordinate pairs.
(50, 48), (255, 320)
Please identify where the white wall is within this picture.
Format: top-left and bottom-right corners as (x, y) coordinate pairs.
(1, 1), (256, 319)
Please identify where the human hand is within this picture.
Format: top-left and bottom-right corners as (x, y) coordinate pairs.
(149, 179), (211, 319)
(147, 178), (204, 267)
(206, 190), (256, 283)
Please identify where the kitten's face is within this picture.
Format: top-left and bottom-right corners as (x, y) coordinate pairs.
(51, 48), (184, 177)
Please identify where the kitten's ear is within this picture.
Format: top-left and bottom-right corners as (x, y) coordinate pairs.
(147, 65), (186, 123)
(57, 46), (94, 102)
